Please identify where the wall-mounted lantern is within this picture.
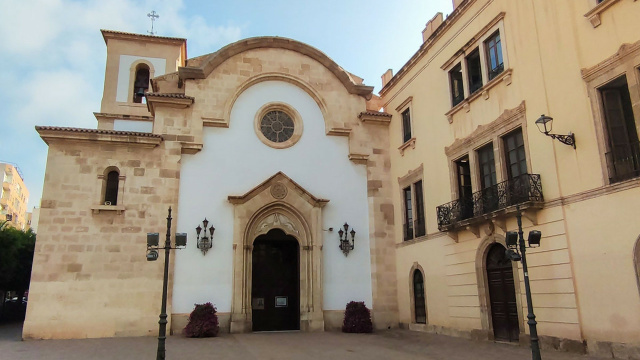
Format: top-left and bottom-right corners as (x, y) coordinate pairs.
(195, 218), (215, 255)
(535, 114), (576, 149)
(338, 222), (356, 256)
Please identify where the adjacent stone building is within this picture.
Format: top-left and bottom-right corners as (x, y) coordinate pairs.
(1, 162), (30, 230)
(25, 0), (640, 358)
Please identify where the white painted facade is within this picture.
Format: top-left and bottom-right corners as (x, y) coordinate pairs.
(115, 55), (166, 102)
(173, 80), (373, 314)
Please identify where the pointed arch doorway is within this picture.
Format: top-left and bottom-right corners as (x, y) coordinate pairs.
(486, 243), (520, 342)
(252, 229), (300, 331)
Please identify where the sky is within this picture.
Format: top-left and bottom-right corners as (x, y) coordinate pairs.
(0, 0), (453, 210)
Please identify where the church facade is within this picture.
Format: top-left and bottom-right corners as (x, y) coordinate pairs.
(24, 0), (640, 357)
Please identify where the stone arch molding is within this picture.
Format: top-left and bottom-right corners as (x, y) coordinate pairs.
(253, 212), (300, 238)
(178, 37), (373, 134)
(225, 72), (330, 132)
(227, 172), (328, 333)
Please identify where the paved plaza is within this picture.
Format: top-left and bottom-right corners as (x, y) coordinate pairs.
(1, 321), (603, 360)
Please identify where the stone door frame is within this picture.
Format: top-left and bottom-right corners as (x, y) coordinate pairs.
(228, 172), (328, 332)
(475, 234), (525, 342)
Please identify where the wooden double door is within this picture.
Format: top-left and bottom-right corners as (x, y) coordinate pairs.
(251, 229), (300, 331)
(486, 244), (520, 342)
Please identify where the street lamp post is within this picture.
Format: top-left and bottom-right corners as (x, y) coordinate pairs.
(505, 205), (542, 360)
(146, 207), (187, 360)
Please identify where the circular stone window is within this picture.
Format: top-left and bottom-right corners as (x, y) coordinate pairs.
(254, 103), (303, 149)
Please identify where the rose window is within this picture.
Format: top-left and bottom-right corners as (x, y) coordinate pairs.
(260, 110), (295, 143)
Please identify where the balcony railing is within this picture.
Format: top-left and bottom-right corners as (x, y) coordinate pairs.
(606, 142), (640, 184)
(436, 174), (544, 231)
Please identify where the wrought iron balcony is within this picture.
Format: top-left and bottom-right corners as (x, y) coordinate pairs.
(436, 174), (544, 232)
(605, 141), (640, 184)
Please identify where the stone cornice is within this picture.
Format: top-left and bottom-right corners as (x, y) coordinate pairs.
(100, 29), (186, 46)
(145, 93), (195, 116)
(445, 101), (525, 157)
(36, 126), (162, 147)
(93, 112), (153, 122)
(358, 111), (392, 125)
(178, 37), (374, 99)
(581, 40), (640, 82)
(444, 68), (513, 123)
(582, 0), (632, 28)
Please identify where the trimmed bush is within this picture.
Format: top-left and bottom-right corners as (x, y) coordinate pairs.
(342, 301), (373, 333)
(184, 302), (219, 338)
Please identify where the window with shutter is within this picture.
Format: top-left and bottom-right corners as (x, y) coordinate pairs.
(600, 76), (640, 182)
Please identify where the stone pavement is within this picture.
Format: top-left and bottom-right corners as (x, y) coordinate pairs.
(1, 321), (603, 360)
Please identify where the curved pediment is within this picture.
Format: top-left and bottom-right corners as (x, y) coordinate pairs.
(178, 37), (373, 98)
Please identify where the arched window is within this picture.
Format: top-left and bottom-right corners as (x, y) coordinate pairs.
(413, 270), (426, 324)
(104, 171), (119, 205)
(133, 64), (150, 103)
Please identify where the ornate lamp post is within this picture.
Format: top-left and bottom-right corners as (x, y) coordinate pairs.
(146, 207), (187, 360)
(338, 222), (356, 256)
(195, 218), (215, 255)
(505, 205), (542, 360)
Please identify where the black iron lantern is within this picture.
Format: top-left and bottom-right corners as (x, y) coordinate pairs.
(338, 222), (356, 256)
(175, 233), (187, 247)
(535, 114), (576, 149)
(196, 218), (215, 255)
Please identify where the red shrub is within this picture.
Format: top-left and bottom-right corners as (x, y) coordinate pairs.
(342, 301), (373, 333)
(184, 302), (219, 338)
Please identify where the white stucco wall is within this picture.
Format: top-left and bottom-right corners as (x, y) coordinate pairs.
(173, 80), (373, 314)
(113, 119), (153, 133)
(115, 55), (166, 102)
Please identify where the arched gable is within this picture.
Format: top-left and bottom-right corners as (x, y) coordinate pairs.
(179, 37), (373, 98)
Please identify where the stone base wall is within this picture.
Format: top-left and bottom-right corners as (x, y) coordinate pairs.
(323, 310), (344, 331)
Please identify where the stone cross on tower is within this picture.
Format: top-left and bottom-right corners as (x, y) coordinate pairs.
(147, 10), (159, 35)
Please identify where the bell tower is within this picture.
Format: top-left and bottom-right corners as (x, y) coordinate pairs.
(95, 30), (186, 131)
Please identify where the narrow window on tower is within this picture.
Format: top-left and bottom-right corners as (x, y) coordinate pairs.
(104, 170), (119, 205)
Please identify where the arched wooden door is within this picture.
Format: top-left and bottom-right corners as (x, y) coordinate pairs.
(413, 270), (426, 324)
(251, 229), (300, 331)
(486, 243), (519, 342)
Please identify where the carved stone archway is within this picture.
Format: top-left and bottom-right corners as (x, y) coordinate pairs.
(228, 172), (328, 332)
